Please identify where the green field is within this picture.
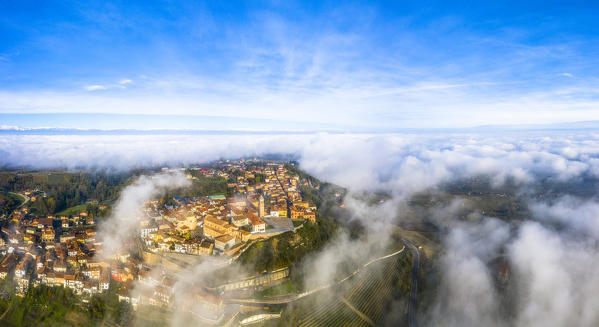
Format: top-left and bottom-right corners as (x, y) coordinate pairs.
(257, 280), (300, 298)
(57, 204), (88, 216)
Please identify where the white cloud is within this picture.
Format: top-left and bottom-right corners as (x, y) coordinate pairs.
(97, 171), (191, 258)
(1, 132), (598, 189)
(84, 84), (107, 91)
(83, 79), (133, 92)
(2, 131), (599, 325)
(2, 7), (599, 128)
(2, 84), (597, 128)
(427, 218), (510, 327)
(0, 125), (24, 131)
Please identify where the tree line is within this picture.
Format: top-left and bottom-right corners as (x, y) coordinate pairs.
(0, 171), (133, 216)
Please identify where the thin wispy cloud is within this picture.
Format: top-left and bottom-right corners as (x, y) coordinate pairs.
(1, 3), (598, 129)
(84, 84), (107, 91)
(83, 78), (133, 92)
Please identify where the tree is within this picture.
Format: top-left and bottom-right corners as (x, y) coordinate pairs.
(89, 295), (105, 320)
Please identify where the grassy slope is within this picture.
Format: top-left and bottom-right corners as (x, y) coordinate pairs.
(56, 204), (88, 216)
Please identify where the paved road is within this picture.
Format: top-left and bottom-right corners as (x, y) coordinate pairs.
(5, 192), (29, 220)
(405, 240), (420, 327)
(225, 246), (406, 305)
(10, 192), (29, 208)
(226, 230), (421, 327)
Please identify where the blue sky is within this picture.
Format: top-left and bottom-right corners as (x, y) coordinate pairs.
(1, 1), (598, 130)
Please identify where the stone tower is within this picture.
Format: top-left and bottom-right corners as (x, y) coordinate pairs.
(259, 195), (265, 218)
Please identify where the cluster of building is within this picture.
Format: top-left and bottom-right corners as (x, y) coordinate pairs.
(0, 207), (111, 297)
(118, 162), (317, 316)
(224, 162), (317, 222)
(142, 163), (316, 258)
(0, 160), (318, 321)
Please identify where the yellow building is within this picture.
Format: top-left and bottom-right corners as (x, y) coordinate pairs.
(293, 201), (310, 209)
(290, 206), (316, 223)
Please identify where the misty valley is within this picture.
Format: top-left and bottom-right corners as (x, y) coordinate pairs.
(0, 152), (597, 326)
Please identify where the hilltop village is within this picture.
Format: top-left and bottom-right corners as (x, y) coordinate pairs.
(142, 161), (316, 258)
(0, 160), (319, 319)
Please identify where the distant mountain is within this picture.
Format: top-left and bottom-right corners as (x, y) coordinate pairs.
(1, 113), (597, 135)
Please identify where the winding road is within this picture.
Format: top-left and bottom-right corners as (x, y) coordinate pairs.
(9, 192), (29, 209)
(225, 234), (422, 327)
(225, 246), (406, 306)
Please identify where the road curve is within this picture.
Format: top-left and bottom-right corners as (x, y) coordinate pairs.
(225, 246), (406, 305)
(9, 192), (29, 209)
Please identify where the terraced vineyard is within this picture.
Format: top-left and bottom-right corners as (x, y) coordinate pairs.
(288, 251), (413, 327)
(296, 297), (371, 327)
